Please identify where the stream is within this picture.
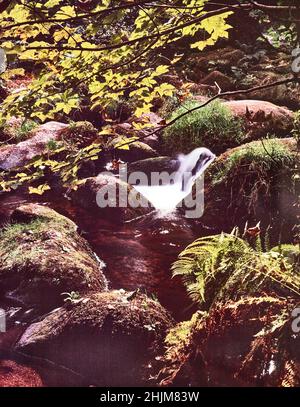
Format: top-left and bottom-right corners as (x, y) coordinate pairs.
(0, 148), (216, 385)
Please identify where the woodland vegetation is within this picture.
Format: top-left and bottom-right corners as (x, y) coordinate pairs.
(0, 0), (299, 387)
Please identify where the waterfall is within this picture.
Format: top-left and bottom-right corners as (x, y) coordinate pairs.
(134, 148), (215, 212)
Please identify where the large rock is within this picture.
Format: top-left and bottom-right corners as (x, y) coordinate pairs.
(0, 122), (68, 170)
(159, 296), (294, 387)
(69, 174), (152, 223)
(0, 204), (107, 312)
(162, 98), (293, 157)
(128, 156), (179, 185)
(223, 99), (294, 141)
(16, 290), (174, 386)
(0, 121), (100, 171)
(193, 138), (299, 244)
(191, 98), (294, 142)
(108, 135), (158, 163)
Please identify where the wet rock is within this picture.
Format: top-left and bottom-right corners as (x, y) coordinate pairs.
(69, 174), (151, 223)
(81, 212), (197, 319)
(108, 135), (158, 162)
(15, 290), (174, 386)
(0, 360), (43, 387)
(128, 156), (179, 185)
(0, 203), (107, 312)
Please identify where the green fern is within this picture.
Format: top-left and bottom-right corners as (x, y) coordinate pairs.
(172, 231), (300, 308)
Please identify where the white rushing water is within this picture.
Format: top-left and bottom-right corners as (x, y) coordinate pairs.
(134, 147), (216, 212)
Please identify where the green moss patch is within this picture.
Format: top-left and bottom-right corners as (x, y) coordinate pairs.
(162, 99), (243, 155)
(0, 204), (107, 311)
(199, 138), (299, 243)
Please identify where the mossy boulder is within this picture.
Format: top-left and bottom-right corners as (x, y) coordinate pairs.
(16, 290), (174, 386)
(69, 174), (152, 223)
(162, 99), (293, 156)
(224, 100), (293, 141)
(162, 99), (244, 156)
(158, 296), (295, 387)
(0, 121), (100, 172)
(197, 138), (299, 243)
(0, 204), (107, 311)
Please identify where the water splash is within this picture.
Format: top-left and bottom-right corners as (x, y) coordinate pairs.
(134, 148), (215, 212)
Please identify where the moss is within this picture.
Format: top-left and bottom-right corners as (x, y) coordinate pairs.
(165, 311), (204, 347)
(0, 217), (102, 286)
(0, 205), (107, 311)
(158, 95), (181, 120)
(162, 99), (244, 155)
(16, 290), (174, 386)
(197, 138), (299, 243)
(212, 139), (294, 185)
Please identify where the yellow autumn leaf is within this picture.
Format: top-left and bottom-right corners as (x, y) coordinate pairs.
(28, 184), (51, 195)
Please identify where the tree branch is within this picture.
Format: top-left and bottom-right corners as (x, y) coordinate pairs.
(115, 76), (298, 150)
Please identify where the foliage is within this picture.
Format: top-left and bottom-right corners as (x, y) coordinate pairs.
(264, 23), (298, 50)
(0, 1), (236, 193)
(162, 99), (243, 155)
(0, 0), (233, 124)
(172, 229), (300, 308)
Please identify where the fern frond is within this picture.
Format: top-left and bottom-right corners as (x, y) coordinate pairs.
(172, 233), (300, 308)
